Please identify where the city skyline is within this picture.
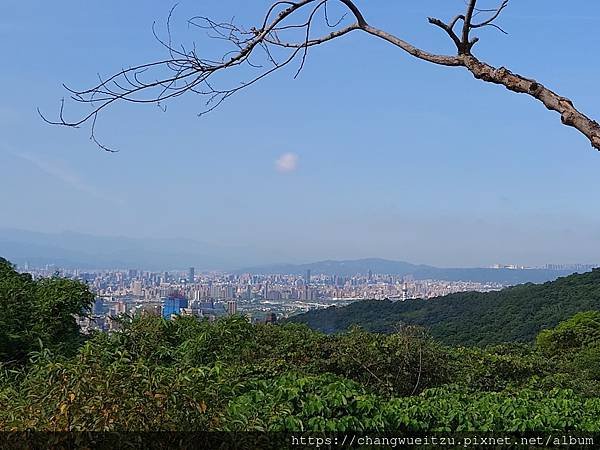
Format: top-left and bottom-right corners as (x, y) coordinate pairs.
(2, 0), (600, 266)
(16, 259), (594, 333)
(19, 262), (513, 333)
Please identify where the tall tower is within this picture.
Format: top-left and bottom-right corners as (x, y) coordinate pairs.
(188, 267), (195, 284)
(402, 282), (408, 302)
(227, 300), (238, 315)
(305, 269), (311, 285)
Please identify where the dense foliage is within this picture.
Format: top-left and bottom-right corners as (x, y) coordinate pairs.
(0, 258), (93, 365)
(288, 269), (600, 346)
(1, 259), (599, 432)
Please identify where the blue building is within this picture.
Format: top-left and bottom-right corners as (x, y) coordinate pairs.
(162, 293), (188, 318)
(92, 298), (106, 315)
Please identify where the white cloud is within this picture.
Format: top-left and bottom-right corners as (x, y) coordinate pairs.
(275, 152), (299, 173)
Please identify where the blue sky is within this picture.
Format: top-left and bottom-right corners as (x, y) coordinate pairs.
(1, 0), (600, 267)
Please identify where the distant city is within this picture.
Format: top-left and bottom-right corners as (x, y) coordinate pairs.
(489, 263), (596, 271)
(16, 261), (597, 333)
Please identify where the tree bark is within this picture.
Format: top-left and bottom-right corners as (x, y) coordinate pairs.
(460, 55), (600, 151)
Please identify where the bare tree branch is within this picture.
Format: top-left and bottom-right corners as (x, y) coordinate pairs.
(42, 0), (600, 152)
(461, 55), (600, 150)
(472, 0), (509, 28)
(461, 0), (479, 50)
(362, 24), (462, 66)
(427, 17), (462, 51)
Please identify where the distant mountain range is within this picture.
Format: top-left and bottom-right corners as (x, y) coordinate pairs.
(238, 258), (576, 284)
(0, 229), (583, 284)
(0, 228), (258, 270)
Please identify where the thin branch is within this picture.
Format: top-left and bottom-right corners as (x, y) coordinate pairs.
(410, 345), (422, 396)
(427, 17), (462, 50)
(41, 0), (600, 153)
(448, 14), (465, 30)
(348, 351), (389, 389)
(462, 0), (478, 48)
(362, 24), (462, 66)
(472, 0), (509, 28)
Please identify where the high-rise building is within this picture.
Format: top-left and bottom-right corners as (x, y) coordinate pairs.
(301, 286), (315, 301)
(208, 285), (219, 298)
(305, 269), (311, 285)
(188, 267), (195, 284)
(111, 301), (127, 316)
(162, 292), (188, 319)
(223, 285), (235, 299)
(132, 280), (143, 297)
(227, 300), (237, 316)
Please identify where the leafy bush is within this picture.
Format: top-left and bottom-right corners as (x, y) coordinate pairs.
(537, 311), (600, 356)
(0, 340), (227, 431)
(0, 258), (93, 365)
(451, 344), (553, 392)
(221, 372), (380, 432)
(323, 325), (451, 396)
(222, 374), (600, 432)
(382, 387), (600, 432)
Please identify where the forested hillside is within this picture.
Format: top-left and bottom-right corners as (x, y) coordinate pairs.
(2, 258), (600, 435)
(288, 269), (600, 346)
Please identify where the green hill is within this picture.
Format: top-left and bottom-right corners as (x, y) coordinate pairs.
(288, 269), (600, 346)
